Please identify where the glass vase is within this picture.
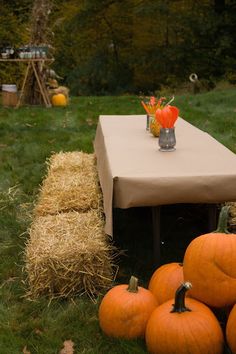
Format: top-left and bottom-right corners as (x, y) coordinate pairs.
(159, 127), (176, 151)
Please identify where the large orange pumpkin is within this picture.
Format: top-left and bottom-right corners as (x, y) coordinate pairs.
(51, 93), (67, 106)
(148, 262), (184, 304)
(145, 282), (224, 354)
(98, 275), (158, 339)
(226, 304), (236, 354)
(183, 206), (236, 308)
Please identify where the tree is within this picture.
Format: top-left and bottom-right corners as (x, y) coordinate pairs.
(23, 0), (54, 105)
(0, 0), (31, 86)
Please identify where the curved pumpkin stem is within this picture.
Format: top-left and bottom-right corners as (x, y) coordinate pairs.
(214, 205), (230, 234)
(127, 276), (139, 293)
(171, 282), (192, 313)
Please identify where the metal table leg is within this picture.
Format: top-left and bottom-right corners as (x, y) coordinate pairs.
(207, 203), (218, 231)
(152, 206), (161, 266)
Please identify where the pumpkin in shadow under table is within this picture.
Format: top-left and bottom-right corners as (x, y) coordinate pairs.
(226, 303), (236, 354)
(183, 206), (236, 308)
(98, 276), (158, 339)
(145, 282), (224, 354)
(148, 262), (184, 305)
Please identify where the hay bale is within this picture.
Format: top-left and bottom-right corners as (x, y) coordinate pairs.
(47, 151), (95, 174)
(24, 210), (115, 300)
(228, 202), (236, 232)
(34, 151), (102, 215)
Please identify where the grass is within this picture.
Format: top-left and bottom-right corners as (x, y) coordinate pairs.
(0, 87), (235, 353)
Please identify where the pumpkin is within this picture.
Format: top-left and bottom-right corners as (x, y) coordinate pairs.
(183, 206), (236, 307)
(226, 304), (236, 354)
(51, 93), (67, 106)
(148, 262), (184, 304)
(98, 275), (158, 339)
(149, 114), (161, 137)
(145, 282), (224, 354)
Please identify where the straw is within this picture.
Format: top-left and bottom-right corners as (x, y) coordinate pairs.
(34, 151), (102, 216)
(227, 202), (236, 231)
(24, 210), (116, 300)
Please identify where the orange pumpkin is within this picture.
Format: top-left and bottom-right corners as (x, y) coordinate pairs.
(226, 304), (236, 354)
(148, 262), (184, 304)
(51, 93), (67, 106)
(98, 275), (158, 339)
(183, 206), (236, 308)
(145, 282), (224, 354)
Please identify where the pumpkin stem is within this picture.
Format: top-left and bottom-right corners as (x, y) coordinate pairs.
(171, 282), (192, 313)
(127, 276), (139, 293)
(214, 205), (230, 234)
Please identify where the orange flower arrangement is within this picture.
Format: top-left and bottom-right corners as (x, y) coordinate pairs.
(141, 96), (179, 129)
(141, 96), (161, 115)
(155, 104), (179, 128)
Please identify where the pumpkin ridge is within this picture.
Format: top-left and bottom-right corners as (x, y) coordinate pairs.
(213, 234), (236, 279)
(213, 258), (236, 280)
(184, 316), (202, 354)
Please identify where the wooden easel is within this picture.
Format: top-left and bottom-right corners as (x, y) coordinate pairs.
(0, 58), (54, 108)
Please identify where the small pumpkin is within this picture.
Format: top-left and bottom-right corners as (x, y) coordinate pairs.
(226, 304), (236, 354)
(183, 206), (236, 308)
(145, 282), (224, 354)
(149, 114), (161, 137)
(98, 275), (158, 339)
(51, 93), (67, 106)
(148, 262), (184, 304)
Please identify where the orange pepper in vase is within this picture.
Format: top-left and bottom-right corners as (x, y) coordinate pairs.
(155, 100), (179, 151)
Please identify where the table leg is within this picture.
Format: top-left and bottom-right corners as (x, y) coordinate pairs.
(207, 203), (218, 232)
(152, 206), (161, 266)
(15, 62), (31, 108)
(32, 62), (51, 107)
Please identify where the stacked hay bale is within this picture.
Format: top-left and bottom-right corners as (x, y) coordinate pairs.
(25, 151), (116, 300)
(34, 151), (101, 215)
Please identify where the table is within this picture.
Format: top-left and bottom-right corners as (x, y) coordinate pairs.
(94, 115), (236, 263)
(0, 58), (54, 107)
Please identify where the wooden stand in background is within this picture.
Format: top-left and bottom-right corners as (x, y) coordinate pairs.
(0, 58), (54, 108)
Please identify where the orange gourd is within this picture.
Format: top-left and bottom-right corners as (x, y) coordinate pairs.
(51, 93), (67, 106)
(183, 206), (236, 308)
(148, 262), (184, 304)
(98, 275), (158, 339)
(226, 304), (236, 354)
(149, 114), (161, 137)
(145, 282), (224, 354)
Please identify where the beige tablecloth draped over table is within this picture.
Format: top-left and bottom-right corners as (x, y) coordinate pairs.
(94, 115), (236, 236)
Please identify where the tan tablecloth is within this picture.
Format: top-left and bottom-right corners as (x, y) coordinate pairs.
(94, 115), (236, 235)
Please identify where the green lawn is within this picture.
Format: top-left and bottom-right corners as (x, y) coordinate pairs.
(0, 88), (235, 353)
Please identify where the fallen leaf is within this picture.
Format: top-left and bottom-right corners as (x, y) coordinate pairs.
(22, 346), (31, 354)
(59, 340), (75, 354)
(86, 118), (93, 126)
(34, 328), (43, 335)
